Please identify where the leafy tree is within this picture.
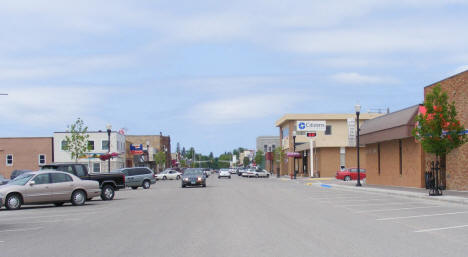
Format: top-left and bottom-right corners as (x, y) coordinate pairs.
(64, 118), (90, 162)
(209, 152), (214, 159)
(243, 157), (250, 167)
(413, 85), (467, 158)
(179, 159), (187, 168)
(154, 151), (166, 172)
(254, 150), (264, 168)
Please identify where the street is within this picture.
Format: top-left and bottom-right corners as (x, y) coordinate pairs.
(1, 175), (468, 257)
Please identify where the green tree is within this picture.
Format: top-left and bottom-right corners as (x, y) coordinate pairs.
(154, 151), (167, 172)
(179, 159), (187, 168)
(254, 150), (264, 168)
(412, 85), (467, 158)
(64, 118), (90, 162)
(274, 147), (285, 174)
(243, 157), (250, 167)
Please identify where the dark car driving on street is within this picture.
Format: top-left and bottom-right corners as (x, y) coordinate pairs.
(181, 168), (206, 188)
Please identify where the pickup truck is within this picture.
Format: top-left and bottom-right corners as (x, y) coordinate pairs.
(41, 163), (125, 201)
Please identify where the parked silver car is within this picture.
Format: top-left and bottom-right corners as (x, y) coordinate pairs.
(114, 167), (156, 190)
(0, 170), (101, 210)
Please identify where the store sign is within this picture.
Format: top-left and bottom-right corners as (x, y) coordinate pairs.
(130, 144), (143, 155)
(347, 118), (356, 146)
(287, 152), (301, 158)
(297, 121), (326, 132)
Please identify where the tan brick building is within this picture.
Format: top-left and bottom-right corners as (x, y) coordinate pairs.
(276, 113), (383, 178)
(0, 137), (53, 178)
(125, 134), (171, 171)
(360, 105), (425, 188)
(361, 70), (468, 190)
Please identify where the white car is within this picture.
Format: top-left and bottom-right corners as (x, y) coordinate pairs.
(218, 169), (231, 179)
(156, 169), (182, 180)
(229, 168), (237, 174)
(242, 168), (270, 178)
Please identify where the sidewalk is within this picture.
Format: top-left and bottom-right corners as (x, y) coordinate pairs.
(276, 176), (468, 205)
(316, 179), (468, 205)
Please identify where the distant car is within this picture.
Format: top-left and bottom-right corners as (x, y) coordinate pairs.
(229, 168), (236, 174)
(156, 169), (182, 180)
(114, 167), (156, 189)
(242, 168), (257, 178)
(336, 168), (366, 181)
(181, 168), (206, 188)
(218, 169), (231, 179)
(242, 168), (270, 178)
(10, 170), (32, 180)
(0, 170), (101, 210)
(237, 168), (247, 176)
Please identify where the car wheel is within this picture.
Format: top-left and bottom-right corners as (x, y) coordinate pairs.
(5, 193), (22, 210)
(202, 183), (206, 187)
(218, 176), (220, 179)
(142, 180), (151, 189)
(344, 176), (351, 181)
(163, 176), (167, 180)
(101, 185), (115, 201)
(229, 176), (231, 179)
(267, 174), (270, 178)
(54, 202), (65, 207)
(181, 184), (186, 188)
(256, 174), (259, 178)
(131, 186), (138, 190)
(71, 190), (86, 206)
(176, 175), (181, 180)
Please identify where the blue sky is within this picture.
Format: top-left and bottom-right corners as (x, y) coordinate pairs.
(1, 0), (468, 155)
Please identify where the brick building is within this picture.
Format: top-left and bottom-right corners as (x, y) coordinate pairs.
(360, 105), (425, 188)
(424, 70), (468, 190)
(0, 137), (53, 178)
(125, 134), (171, 171)
(361, 70), (468, 190)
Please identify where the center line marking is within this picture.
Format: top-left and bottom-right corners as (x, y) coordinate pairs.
(378, 211), (468, 221)
(415, 224), (468, 233)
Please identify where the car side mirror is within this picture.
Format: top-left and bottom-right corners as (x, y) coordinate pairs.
(29, 181), (36, 186)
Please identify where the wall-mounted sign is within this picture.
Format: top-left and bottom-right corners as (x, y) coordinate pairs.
(347, 118), (356, 146)
(297, 121), (326, 132)
(130, 144), (143, 155)
(287, 152), (301, 158)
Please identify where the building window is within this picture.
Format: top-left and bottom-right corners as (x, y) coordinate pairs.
(102, 140), (109, 150)
(399, 140), (402, 175)
(38, 154), (46, 165)
(264, 145), (267, 152)
(272, 145), (276, 151)
(325, 125), (332, 135)
(61, 140), (68, 150)
(88, 140), (95, 151)
(377, 143), (381, 175)
(6, 154), (13, 166)
(93, 162), (101, 173)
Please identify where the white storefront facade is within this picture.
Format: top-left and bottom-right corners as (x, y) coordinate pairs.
(53, 131), (126, 173)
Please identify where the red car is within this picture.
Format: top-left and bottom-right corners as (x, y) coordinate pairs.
(336, 168), (366, 181)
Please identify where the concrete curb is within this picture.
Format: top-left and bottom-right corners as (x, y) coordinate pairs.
(315, 182), (468, 205)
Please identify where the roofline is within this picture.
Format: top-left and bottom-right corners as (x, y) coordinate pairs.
(424, 69), (468, 89)
(275, 113), (383, 127)
(54, 131), (122, 134)
(360, 104), (419, 125)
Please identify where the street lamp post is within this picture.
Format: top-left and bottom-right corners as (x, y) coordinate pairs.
(355, 104), (362, 187)
(292, 130), (297, 179)
(106, 124), (112, 172)
(146, 140), (150, 169)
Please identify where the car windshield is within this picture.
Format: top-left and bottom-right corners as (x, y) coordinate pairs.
(184, 169), (202, 175)
(8, 173), (34, 185)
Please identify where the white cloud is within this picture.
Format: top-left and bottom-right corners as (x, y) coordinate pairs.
(331, 72), (398, 84)
(0, 86), (105, 127)
(187, 94), (307, 125)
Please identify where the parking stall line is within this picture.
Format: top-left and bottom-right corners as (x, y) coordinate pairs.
(377, 211), (468, 221)
(341, 202), (419, 207)
(353, 206), (441, 214)
(3, 212), (99, 221)
(415, 224), (468, 233)
(5, 218), (81, 225)
(0, 227), (43, 233)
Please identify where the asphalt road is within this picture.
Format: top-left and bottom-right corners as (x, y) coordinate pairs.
(1, 175), (468, 257)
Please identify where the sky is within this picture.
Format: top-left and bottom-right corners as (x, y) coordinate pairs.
(1, 0), (468, 155)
